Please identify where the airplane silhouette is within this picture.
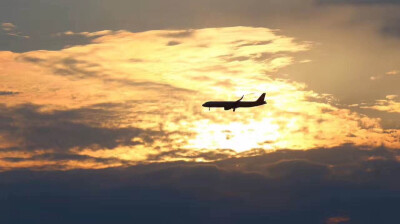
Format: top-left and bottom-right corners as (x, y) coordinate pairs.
(202, 93), (266, 112)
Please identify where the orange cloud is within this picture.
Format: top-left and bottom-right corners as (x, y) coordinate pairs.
(386, 70), (399, 75)
(54, 30), (114, 38)
(361, 95), (400, 113)
(326, 216), (350, 224)
(0, 27), (399, 170)
(1, 22), (16, 31)
(370, 70), (399, 81)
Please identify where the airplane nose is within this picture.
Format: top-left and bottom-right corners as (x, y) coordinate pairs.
(202, 103), (206, 107)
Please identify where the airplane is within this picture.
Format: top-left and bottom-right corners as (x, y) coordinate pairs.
(202, 93), (266, 112)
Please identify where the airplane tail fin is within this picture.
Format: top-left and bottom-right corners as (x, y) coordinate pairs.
(256, 93), (266, 102)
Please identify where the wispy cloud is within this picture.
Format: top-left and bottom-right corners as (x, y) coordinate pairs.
(0, 91), (19, 96)
(1, 22), (29, 39)
(54, 30), (114, 38)
(361, 95), (400, 113)
(1, 22), (15, 31)
(386, 70), (399, 75)
(326, 216), (351, 224)
(370, 69), (399, 81)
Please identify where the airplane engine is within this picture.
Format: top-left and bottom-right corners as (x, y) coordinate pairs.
(224, 106), (231, 110)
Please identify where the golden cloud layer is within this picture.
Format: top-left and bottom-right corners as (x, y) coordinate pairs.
(361, 95), (400, 113)
(0, 27), (399, 170)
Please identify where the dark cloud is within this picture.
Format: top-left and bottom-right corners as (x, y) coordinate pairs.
(167, 40), (181, 46)
(263, 159), (330, 180)
(17, 55), (45, 63)
(52, 57), (100, 78)
(380, 18), (400, 38)
(0, 104), (159, 152)
(237, 40), (274, 47)
(146, 148), (235, 161)
(0, 91), (19, 96)
(18, 55), (101, 78)
(1, 145), (400, 223)
(0, 31), (96, 52)
(161, 30), (195, 38)
(1, 153), (122, 164)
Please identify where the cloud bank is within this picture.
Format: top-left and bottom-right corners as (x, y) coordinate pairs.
(1, 145), (400, 223)
(1, 27), (399, 170)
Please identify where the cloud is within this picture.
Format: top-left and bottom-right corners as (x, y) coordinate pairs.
(386, 94), (397, 100)
(167, 40), (181, 46)
(160, 30), (196, 38)
(0, 102), (235, 170)
(0, 91), (19, 96)
(386, 70), (399, 75)
(1, 22), (15, 31)
(326, 216), (350, 224)
(370, 75), (380, 81)
(0, 103), (155, 151)
(1, 0), (400, 111)
(380, 18), (400, 38)
(54, 30), (114, 38)
(1, 145), (400, 223)
(0, 27), (400, 170)
(0, 25), (113, 52)
(1, 22), (29, 39)
(361, 96), (400, 113)
(369, 69), (399, 81)
(0, 2), (399, 222)
(0, 153), (125, 171)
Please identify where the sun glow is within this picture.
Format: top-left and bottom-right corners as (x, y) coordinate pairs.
(188, 119), (281, 152)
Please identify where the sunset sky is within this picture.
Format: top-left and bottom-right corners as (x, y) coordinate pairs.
(1, 0), (400, 223)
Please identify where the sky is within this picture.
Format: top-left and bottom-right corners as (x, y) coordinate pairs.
(1, 0), (400, 223)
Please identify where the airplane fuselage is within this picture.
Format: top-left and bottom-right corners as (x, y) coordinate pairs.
(202, 93), (266, 111)
(202, 101), (265, 108)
